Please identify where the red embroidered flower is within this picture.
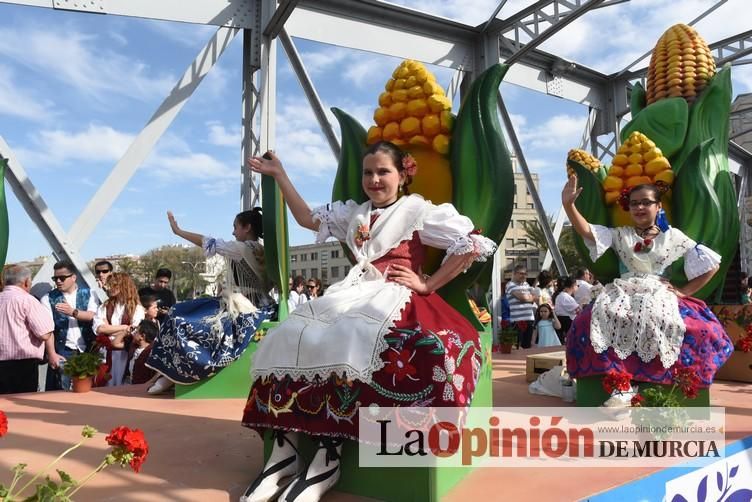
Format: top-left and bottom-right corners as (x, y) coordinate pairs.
(354, 223), (370, 247)
(602, 370), (633, 394)
(630, 394), (645, 407)
(0, 411), (7, 437)
(671, 366), (701, 399)
(633, 239), (653, 253)
(385, 349), (417, 382)
(106, 426), (149, 472)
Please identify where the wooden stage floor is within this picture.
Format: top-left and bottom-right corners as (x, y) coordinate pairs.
(1, 348), (750, 502)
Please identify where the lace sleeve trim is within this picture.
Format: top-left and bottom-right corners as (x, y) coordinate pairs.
(584, 224), (613, 261)
(684, 244), (721, 280)
(442, 233), (498, 266)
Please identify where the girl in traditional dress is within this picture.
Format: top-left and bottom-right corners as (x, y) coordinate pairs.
(561, 176), (733, 403)
(241, 141), (496, 502)
(93, 272), (145, 386)
(145, 209), (276, 394)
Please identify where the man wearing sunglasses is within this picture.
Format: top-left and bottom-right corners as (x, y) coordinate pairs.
(94, 260), (113, 289)
(40, 260), (100, 391)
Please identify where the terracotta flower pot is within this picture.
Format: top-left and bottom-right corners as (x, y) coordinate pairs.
(499, 343), (513, 354)
(72, 376), (93, 393)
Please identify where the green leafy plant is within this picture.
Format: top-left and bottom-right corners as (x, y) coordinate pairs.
(62, 352), (102, 379)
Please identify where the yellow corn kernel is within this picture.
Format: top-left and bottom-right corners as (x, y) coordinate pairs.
(407, 99), (429, 118)
(389, 102), (407, 121)
(433, 134), (450, 155)
(383, 122), (400, 141)
(367, 126), (382, 145)
(422, 114), (441, 137)
(374, 107), (390, 127)
(400, 117), (422, 137)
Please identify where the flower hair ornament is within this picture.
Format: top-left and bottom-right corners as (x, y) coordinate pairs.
(619, 182), (670, 212)
(402, 154), (418, 177)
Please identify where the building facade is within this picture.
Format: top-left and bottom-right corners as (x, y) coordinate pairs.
(498, 171), (545, 278)
(289, 241), (352, 287)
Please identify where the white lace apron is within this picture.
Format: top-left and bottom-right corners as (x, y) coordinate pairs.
(586, 225), (722, 369)
(251, 195), (432, 383)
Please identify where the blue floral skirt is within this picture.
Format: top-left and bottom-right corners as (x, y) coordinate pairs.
(146, 297), (275, 384)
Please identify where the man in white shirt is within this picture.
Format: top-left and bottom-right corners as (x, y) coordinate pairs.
(40, 260), (99, 391)
(573, 268), (594, 306)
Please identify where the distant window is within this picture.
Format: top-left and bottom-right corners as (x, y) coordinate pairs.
(311, 252), (318, 260)
(506, 239), (514, 248)
(331, 266), (339, 278)
(331, 249), (339, 259)
(527, 203), (534, 209)
(518, 239), (527, 247)
(530, 258), (539, 271)
(343, 266), (350, 275)
(513, 203), (518, 209)
(301, 254), (307, 262)
(310, 268), (318, 278)
(291, 255), (297, 263)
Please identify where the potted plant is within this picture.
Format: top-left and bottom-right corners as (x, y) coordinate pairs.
(498, 320), (523, 354)
(63, 352), (104, 393)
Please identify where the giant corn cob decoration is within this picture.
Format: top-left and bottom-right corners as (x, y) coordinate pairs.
(333, 61), (515, 328)
(646, 24), (715, 105)
(567, 24), (737, 299)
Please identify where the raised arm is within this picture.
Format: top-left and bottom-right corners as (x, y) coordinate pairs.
(247, 152), (319, 232)
(561, 175), (594, 242)
(167, 211), (204, 247)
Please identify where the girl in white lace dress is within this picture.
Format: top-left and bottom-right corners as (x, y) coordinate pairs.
(561, 176), (732, 390)
(240, 141), (496, 502)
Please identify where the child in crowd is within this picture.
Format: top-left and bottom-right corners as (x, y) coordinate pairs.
(140, 294), (160, 329)
(129, 321), (157, 385)
(533, 303), (561, 347)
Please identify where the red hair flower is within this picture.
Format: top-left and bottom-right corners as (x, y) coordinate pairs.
(106, 426), (149, 473)
(402, 154), (418, 177)
(0, 411), (7, 437)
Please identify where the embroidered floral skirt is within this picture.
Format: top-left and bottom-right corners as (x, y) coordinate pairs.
(147, 297), (275, 384)
(567, 297), (733, 387)
(241, 292), (481, 441)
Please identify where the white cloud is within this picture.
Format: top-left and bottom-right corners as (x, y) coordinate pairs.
(518, 114), (587, 153)
(0, 24), (175, 102)
(37, 125), (134, 162)
(0, 65), (55, 122)
(206, 121), (241, 146)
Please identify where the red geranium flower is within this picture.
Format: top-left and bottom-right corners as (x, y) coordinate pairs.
(93, 363), (111, 387)
(385, 349), (417, 382)
(0, 411), (7, 437)
(106, 426), (149, 472)
(95, 334), (112, 349)
(737, 334), (752, 353)
(602, 370), (633, 394)
(631, 394), (645, 407)
(671, 366), (701, 399)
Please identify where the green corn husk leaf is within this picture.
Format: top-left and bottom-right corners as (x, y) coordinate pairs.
(630, 81), (647, 117)
(331, 108), (368, 204)
(671, 66), (732, 181)
(621, 96), (689, 158)
(568, 160), (619, 284)
(442, 63), (514, 329)
(262, 174), (290, 320)
(671, 139), (724, 299)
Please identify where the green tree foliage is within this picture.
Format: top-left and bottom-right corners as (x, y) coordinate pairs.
(520, 219), (587, 274)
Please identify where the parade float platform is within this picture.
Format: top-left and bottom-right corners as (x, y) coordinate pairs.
(1, 346), (750, 502)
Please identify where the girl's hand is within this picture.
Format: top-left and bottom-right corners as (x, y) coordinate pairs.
(167, 211), (180, 234)
(562, 175), (583, 206)
(248, 151), (285, 179)
(666, 284), (687, 298)
(387, 264), (430, 295)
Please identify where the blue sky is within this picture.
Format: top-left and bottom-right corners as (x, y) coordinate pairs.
(2, 0), (750, 263)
